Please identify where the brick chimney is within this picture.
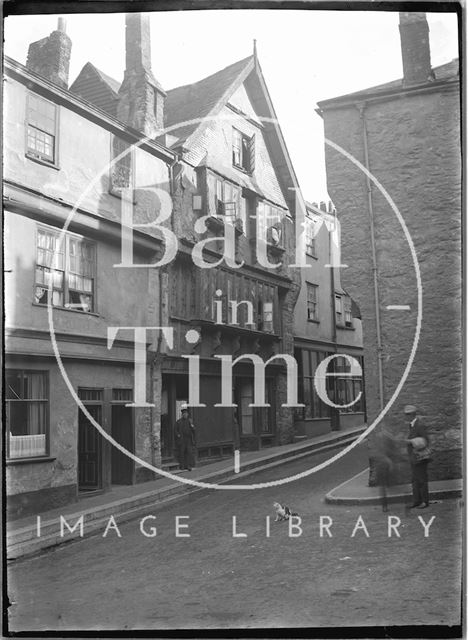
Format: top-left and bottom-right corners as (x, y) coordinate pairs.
(399, 13), (434, 86)
(117, 13), (166, 137)
(26, 18), (72, 89)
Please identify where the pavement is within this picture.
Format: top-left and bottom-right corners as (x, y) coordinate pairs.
(7, 424), (366, 560)
(326, 468), (463, 505)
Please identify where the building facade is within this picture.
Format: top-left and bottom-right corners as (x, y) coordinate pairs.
(4, 20), (177, 518)
(293, 201), (365, 439)
(318, 13), (461, 480)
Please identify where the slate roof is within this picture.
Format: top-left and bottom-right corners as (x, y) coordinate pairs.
(69, 55), (254, 145)
(164, 55), (254, 144)
(318, 58), (459, 108)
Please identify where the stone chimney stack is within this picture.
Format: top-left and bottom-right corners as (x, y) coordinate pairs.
(117, 13), (166, 137)
(26, 18), (72, 89)
(399, 13), (434, 86)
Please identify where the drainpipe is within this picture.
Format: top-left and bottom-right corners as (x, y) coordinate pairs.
(328, 210), (340, 430)
(356, 102), (385, 411)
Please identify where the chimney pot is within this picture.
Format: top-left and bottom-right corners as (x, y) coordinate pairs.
(57, 17), (67, 33)
(399, 12), (434, 86)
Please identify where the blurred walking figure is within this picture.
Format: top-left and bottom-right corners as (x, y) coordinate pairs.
(175, 406), (196, 471)
(373, 428), (399, 512)
(404, 405), (432, 509)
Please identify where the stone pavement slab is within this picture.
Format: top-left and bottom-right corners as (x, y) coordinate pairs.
(325, 468), (463, 505)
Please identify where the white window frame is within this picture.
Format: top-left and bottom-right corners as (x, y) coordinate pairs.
(34, 225), (97, 314)
(307, 283), (318, 321)
(232, 127), (255, 173)
(6, 369), (49, 459)
(25, 92), (59, 167)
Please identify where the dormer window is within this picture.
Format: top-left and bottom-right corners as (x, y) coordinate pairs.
(232, 128), (255, 173)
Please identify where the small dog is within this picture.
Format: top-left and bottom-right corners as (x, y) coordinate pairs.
(273, 501), (299, 522)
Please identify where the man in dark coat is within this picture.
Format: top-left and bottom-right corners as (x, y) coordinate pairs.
(404, 405), (431, 509)
(175, 407), (196, 471)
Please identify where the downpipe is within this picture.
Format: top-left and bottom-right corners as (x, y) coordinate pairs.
(356, 102), (385, 411)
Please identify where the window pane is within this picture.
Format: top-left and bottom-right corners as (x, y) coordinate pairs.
(52, 290), (63, 306)
(68, 290), (92, 312)
(7, 370), (48, 458)
(6, 371), (22, 399)
(351, 379), (362, 412)
(112, 388), (133, 402)
(27, 126), (54, 160)
(34, 286), (48, 304)
(304, 380), (313, 419)
(78, 388), (103, 401)
(302, 350), (311, 376)
(23, 372), (47, 399)
(9, 431), (46, 458)
(8, 401), (28, 434)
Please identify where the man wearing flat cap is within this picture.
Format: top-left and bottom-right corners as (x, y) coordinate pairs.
(404, 405), (431, 508)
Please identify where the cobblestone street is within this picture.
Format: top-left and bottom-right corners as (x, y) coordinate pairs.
(8, 444), (462, 631)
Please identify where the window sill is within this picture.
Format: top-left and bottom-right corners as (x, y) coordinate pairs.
(7, 456), (56, 466)
(25, 153), (60, 171)
(336, 324), (355, 331)
(232, 164), (252, 176)
(32, 302), (99, 317)
(307, 319), (320, 324)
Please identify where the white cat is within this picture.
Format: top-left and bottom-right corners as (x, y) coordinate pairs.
(273, 501), (299, 522)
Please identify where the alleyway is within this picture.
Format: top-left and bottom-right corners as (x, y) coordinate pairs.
(8, 443), (462, 631)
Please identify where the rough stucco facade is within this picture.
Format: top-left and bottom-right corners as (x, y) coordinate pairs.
(319, 55), (461, 480)
(4, 50), (175, 518)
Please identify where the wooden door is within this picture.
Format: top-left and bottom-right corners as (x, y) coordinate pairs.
(111, 405), (134, 485)
(78, 405), (102, 490)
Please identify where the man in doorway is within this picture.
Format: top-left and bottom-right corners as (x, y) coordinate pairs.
(404, 405), (431, 509)
(175, 406), (196, 471)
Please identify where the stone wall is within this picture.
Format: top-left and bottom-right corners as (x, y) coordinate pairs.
(321, 82), (461, 479)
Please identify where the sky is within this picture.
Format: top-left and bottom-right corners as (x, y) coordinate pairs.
(4, 9), (460, 202)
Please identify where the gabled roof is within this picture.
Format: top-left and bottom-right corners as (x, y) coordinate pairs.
(69, 53), (302, 211)
(318, 58), (459, 109)
(92, 64), (121, 95)
(70, 62), (121, 116)
(164, 56), (253, 144)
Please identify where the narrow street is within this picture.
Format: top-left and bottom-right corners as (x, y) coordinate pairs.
(8, 443), (462, 631)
